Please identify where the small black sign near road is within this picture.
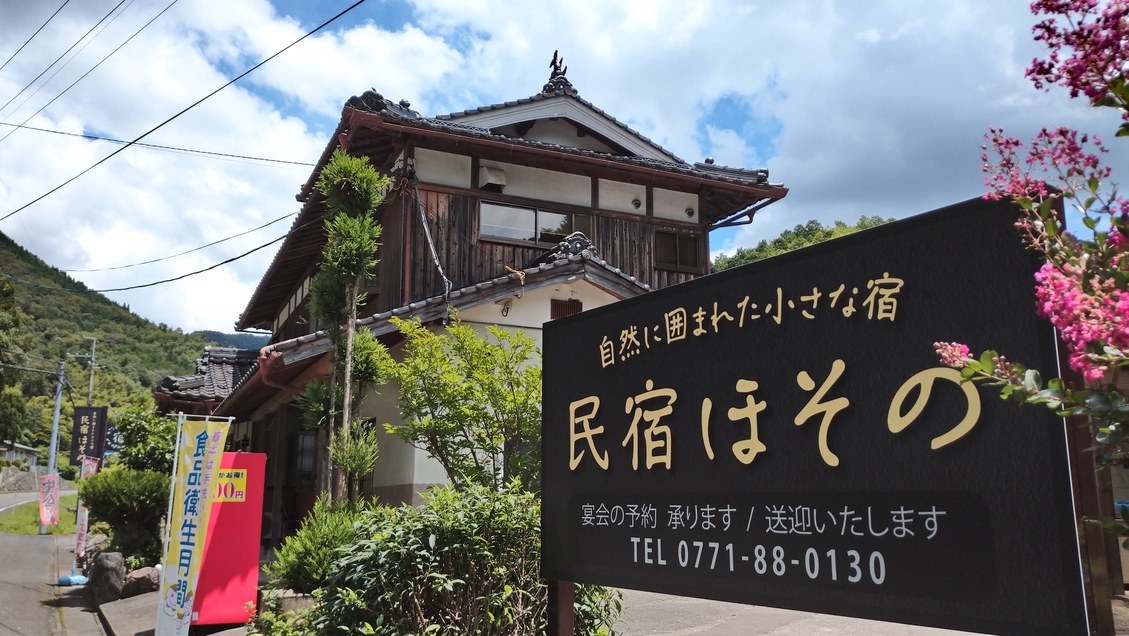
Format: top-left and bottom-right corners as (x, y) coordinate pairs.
(69, 406), (107, 463)
(542, 198), (1087, 635)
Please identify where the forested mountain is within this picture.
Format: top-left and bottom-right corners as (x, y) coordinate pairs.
(0, 231), (251, 461)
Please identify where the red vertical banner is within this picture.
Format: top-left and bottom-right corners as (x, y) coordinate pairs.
(38, 474), (59, 526)
(192, 453), (266, 625)
(75, 457), (100, 558)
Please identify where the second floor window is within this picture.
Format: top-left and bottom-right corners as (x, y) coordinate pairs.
(480, 202), (592, 245)
(654, 230), (701, 272)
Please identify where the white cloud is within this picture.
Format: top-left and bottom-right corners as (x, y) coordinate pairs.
(0, 0), (1124, 334)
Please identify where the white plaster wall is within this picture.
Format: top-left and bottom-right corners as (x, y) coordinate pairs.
(457, 279), (620, 334)
(413, 445), (449, 484)
(523, 119), (617, 154)
(414, 148), (472, 189)
(359, 384), (417, 488)
(480, 159), (591, 207)
(654, 187), (699, 222)
(598, 179), (646, 216)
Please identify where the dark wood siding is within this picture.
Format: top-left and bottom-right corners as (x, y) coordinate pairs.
(400, 187), (701, 303)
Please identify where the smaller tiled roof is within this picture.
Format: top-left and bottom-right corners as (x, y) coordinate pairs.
(219, 250), (649, 412)
(156, 347), (260, 402)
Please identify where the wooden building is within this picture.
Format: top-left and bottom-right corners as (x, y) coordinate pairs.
(165, 59), (788, 546)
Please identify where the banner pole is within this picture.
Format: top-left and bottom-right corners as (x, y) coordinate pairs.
(156, 413), (187, 631)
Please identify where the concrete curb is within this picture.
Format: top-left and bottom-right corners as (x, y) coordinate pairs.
(96, 592), (156, 636)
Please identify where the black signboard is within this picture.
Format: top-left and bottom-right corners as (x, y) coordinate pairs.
(70, 406), (108, 463)
(542, 198), (1087, 635)
(103, 421), (122, 454)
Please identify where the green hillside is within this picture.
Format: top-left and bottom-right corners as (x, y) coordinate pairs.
(0, 231), (242, 464)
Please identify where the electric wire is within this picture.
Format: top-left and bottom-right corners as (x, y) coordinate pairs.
(0, 0), (128, 115)
(0, 1), (71, 74)
(0, 0), (176, 146)
(0, 0), (368, 225)
(0, 347), (62, 364)
(0, 122), (314, 166)
(0, 361), (60, 376)
(0, 213), (325, 294)
(63, 211), (297, 272)
(0, 0), (137, 133)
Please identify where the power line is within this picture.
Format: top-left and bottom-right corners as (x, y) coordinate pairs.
(0, 214), (324, 294)
(0, 0), (369, 224)
(0, 1), (71, 74)
(0, 0), (128, 115)
(0, 0), (137, 129)
(64, 211), (297, 272)
(0, 122), (314, 166)
(0, 0), (179, 146)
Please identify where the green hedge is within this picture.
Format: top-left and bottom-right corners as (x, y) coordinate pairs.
(77, 467), (168, 565)
(310, 484), (620, 635)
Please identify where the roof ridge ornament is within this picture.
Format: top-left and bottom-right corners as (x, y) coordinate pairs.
(542, 50), (577, 96)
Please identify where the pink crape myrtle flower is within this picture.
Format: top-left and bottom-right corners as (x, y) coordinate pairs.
(934, 342), (971, 368)
(1029, 0), (1129, 116)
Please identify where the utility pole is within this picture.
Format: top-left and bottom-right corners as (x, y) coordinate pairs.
(83, 336), (96, 406)
(38, 359), (65, 535)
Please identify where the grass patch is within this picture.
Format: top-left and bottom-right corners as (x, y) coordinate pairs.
(0, 494), (78, 535)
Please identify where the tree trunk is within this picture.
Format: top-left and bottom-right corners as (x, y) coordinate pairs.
(335, 276), (361, 501)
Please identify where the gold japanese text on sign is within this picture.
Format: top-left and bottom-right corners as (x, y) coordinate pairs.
(599, 273), (904, 368)
(570, 362), (979, 472)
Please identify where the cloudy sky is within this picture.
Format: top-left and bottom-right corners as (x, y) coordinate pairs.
(0, 0), (1124, 334)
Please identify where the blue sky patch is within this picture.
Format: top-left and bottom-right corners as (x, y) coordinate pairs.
(268, 0), (417, 32)
(695, 92), (781, 168)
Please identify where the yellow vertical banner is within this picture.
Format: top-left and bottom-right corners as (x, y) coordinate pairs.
(155, 417), (229, 636)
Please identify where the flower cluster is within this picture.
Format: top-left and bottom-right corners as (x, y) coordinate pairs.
(1034, 261), (1129, 381)
(980, 123), (1128, 383)
(943, 1), (1129, 396)
(1029, 0), (1129, 115)
(933, 342), (970, 367)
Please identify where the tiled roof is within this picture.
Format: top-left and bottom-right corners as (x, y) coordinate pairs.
(156, 347), (260, 402)
(433, 84), (685, 164)
(344, 91), (778, 191)
(220, 250), (649, 408)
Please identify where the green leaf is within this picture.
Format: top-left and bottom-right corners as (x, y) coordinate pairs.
(1118, 122), (1129, 137)
(979, 350), (997, 373)
(961, 367), (977, 380)
(1086, 392), (1114, 412)
(1024, 369), (1042, 391)
(1084, 216), (1098, 230)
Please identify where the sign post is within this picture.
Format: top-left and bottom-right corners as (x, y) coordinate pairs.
(542, 198), (1096, 635)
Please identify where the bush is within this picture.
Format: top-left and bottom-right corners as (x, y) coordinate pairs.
(11, 459), (21, 468)
(77, 467), (169, 565)
(0, 458), (8, 467)
(250, 590), (318, 636)
(57, 463), (76, 480)
(267, 494), (369, 594)
(314, 483), (621, 635)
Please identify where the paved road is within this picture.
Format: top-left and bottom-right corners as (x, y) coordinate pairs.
(0, 532), (103, 636)
(0, 491), (78, 515)
(616, 590), (983, 636)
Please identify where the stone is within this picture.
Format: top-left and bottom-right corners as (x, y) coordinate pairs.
(89, 552), (126, 608)
(121, 566), (160, 599)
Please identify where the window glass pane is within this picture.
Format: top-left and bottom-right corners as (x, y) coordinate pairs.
(481, 202), (535, 241)
(538, 211), (571, 244)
